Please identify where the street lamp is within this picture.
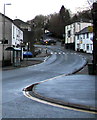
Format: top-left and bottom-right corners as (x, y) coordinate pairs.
(2, 3), (11, 66)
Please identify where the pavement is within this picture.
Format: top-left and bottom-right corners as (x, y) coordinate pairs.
(32, 75), (97, 112)
(2, 48), (50, 71)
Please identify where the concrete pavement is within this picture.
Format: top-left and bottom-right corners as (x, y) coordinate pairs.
(2, 48), (50, 71)
(31, 74), (97, 113)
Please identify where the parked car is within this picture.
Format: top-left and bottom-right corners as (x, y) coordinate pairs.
(23, 51), (33, 58)
(48, 39), (56, 45)
(41, 38), (56, 45)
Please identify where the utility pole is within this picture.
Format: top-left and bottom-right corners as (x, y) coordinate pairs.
(92, 2), (97, 74)
(2, 3), (11, 66)
(2, 4), (6, 66)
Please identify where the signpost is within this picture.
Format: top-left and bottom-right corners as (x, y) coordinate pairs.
(46, 41), (48, 54)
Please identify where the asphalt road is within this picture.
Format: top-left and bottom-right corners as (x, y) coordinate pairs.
(2, 43), (96, 118)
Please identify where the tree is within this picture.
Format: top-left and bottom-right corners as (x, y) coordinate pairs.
(48, 6), (71, 38)
(48, 13), (62, 37)
(87, 0), (94, 9)
(59, 5), (66, 20)
(70, 9), (92, 23)
(27, 15), (47, 42)
(71, 14), (78, 23)
(59, 5), (71, 25)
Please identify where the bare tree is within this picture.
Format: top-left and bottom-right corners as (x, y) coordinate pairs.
(87, 0), (97, 9)
(87, 0), (95, 5)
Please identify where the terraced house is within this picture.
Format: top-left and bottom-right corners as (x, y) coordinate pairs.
(75, 26), (93, 54)
(65, 21), (92, 50)
(0, 13), (23, 66)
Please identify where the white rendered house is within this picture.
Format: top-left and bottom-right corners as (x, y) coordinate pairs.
(12, 23), (23, 47)
(65, 22), (92, 49)
(75, 26), (93, 54)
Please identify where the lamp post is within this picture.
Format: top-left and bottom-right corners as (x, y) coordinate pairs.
(2, 3), (11, 66)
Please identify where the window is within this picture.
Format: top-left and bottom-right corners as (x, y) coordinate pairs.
(80, 40), (82, 44)
(80, 37), (82, 44)
(77, 44), (80, 48)
(83, 34), (85, 39)
(77, 35), (79, 40)
(68, 30), (71, 37)
(0, 40), (2, 44)
(86, 33), (89, 38)
(90, 44), (93, 51)
(13, 26), (15, 39)
(17, 30), (20, 38)
(83, 44), (85, 49)
(3, 40), (8, 44)
(77, 44), (80, 51)
(87, 44), (89, 50)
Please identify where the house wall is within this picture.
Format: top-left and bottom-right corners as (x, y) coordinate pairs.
(0, 15), (3, 64)
(75, 32), (93, 53)
(0, 14), (12, 61)
(0, 44), (2, 66)
(0, 15), (12, 45)
(5, 18), (12, 45)
(4, 18), (13, 61)
(65, 22), (92, 44)
(0, 14), (23, 63)
(0, 45), (2, 61)
(12, 23), (23, 46)
(0, 15), (3, 44)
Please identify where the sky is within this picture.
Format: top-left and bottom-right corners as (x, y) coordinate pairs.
(0, 0), (90, 22)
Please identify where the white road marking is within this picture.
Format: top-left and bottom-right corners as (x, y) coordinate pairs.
(51, 52), (53, 54)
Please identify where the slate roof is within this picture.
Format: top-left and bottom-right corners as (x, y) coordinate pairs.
(13, 19), (30, 26)
(75, 26), (93, 35)
(0, 12), (23, 31)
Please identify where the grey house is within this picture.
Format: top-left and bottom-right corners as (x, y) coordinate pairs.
(0, 13), (23, 66)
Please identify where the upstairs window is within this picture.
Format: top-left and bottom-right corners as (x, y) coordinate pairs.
(83, 44), (85, 49)
(77, 35), (79, 40)
(13, 26), (15, 39)
(2, 40), (8, 44)
(68, 30), (71, 37)
(83, 34), (85, 39)
(87, 44), (89, 50)
(86, 33), (89, 38)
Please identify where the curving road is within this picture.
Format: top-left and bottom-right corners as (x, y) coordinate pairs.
(2, 43), (95, 118)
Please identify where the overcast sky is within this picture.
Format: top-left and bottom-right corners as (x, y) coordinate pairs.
(0, 0), (90, 22)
